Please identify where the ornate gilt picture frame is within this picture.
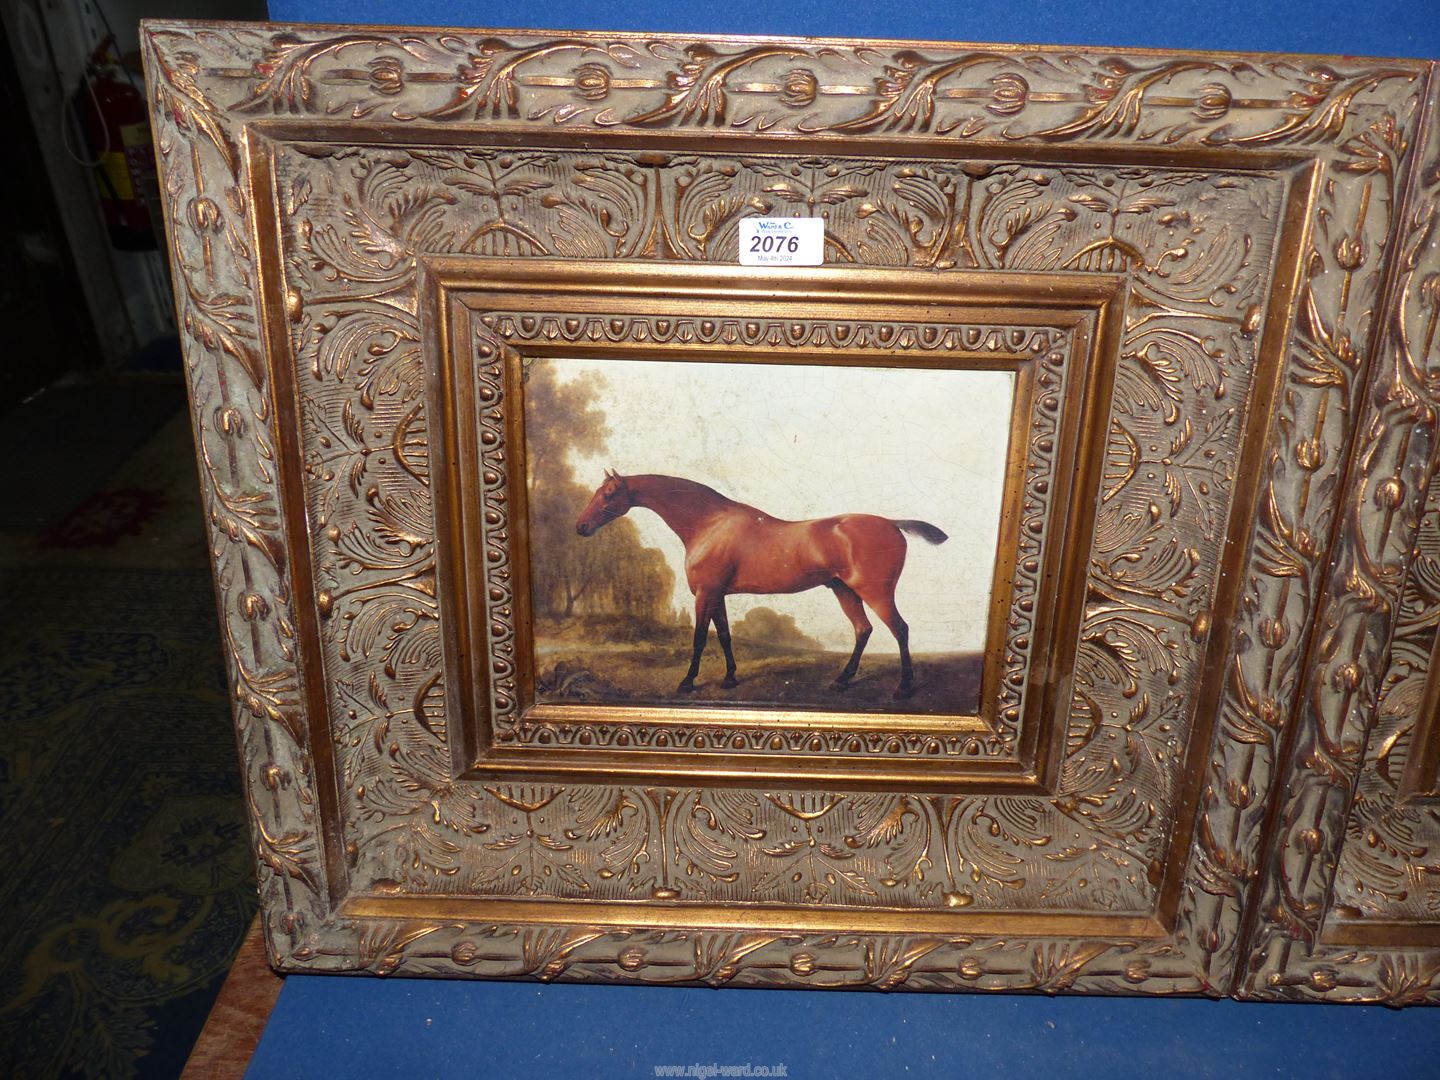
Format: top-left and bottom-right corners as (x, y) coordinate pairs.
(144, 21), (1440, 998)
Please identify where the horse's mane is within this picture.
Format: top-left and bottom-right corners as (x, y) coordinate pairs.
(628, 473), (728, 501)
(626, 474), (768, 517)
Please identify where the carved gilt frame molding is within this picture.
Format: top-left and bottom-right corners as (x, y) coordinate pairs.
(144, 21), (1440, 996)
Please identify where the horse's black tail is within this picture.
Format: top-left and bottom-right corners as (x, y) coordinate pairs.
(895, 519), (949, 545)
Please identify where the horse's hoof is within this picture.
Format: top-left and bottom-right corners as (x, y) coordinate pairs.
(892, 683), (915, 700)
(720, 676), (738, 689)
(830, 678), (851, 693)
(677, 681), (696, 694)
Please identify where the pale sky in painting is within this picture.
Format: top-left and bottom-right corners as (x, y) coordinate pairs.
(537, 357), (1015, 654)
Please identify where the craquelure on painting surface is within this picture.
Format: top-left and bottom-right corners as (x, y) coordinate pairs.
(143, 21), (1440, 999)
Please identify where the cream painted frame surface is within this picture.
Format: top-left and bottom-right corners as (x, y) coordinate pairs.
(144, 21), (1440, 999)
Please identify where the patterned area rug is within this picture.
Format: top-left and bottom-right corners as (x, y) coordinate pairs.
(0, 375), (257, 1078)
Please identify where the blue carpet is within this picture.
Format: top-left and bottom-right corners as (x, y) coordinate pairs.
(250, 976), (1438, 1079)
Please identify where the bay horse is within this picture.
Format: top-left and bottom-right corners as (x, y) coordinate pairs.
(575, 471), (948, 699)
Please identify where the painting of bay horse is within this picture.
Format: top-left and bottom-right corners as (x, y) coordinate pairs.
(576, 471), (949, 699)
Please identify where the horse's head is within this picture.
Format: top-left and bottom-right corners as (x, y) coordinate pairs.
(576, 469), (632, 537)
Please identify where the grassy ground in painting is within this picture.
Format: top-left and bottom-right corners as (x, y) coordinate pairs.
(534, 620), (983, 715)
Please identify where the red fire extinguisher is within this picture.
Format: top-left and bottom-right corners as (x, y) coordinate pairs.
(72, 38), (157, 251)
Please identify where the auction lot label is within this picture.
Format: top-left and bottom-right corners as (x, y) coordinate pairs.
(738, 217), (825, 266)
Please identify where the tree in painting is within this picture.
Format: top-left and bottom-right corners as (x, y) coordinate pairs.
(524, 363), (676, 627)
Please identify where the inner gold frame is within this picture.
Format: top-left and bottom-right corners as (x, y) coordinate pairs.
(424, 260), (1123, 791)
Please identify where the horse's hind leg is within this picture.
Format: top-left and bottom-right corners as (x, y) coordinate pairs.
(713, 596), (738, 689)
(862, 590), (913, 699)
(827, 579), (872, 691)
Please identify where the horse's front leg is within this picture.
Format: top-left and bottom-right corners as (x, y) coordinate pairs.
(677, 591), (717, 694)
(712, 595), (738, 689)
